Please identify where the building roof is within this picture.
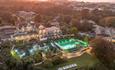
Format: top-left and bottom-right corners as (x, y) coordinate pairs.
(46, 26), (61, 33)
(0, 26), (16, 40)
(39, 25), (45, 30)
(13, 31), (38, 37)
(0, 26), (16, 30)
(50, 21), (60, 26)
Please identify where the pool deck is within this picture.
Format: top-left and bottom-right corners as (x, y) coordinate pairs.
(61, 47), (92, 59)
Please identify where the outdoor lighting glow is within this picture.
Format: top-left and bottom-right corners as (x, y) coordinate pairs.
(55, 38), (88, 51)
(14, 34), (39, 41)
(11, 38), (88, 60)
(29, 49), (35, 55)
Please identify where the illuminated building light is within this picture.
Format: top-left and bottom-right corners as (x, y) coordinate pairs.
(29, 49), (35, 55)
(14, 34), (39, 41)
(20, 52), (26, 58)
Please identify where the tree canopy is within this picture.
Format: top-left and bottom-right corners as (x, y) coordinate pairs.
(90, 38), (115, 69)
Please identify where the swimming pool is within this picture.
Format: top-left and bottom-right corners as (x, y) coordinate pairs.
(54, 38), (88, 52)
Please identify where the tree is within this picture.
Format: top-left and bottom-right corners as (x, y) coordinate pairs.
(0, 12), (15, 25)
(34, 14), (42, 23)
(99, 16), (115, 27)
(0, 17), (2, 25)
(33, 52), (43, 63)
(99, 16), (115, 38)
(52, 56), (66, 65)
(75, 20), (94, 32)
(80, 9), (90, 19)
(90, 9), (104, 24)
(69, 27), (78, 35)
(90, 38), (115, 70)
(63, 15), (72, 24)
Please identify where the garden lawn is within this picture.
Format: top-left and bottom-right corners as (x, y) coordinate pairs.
(50, 53), (100, 70)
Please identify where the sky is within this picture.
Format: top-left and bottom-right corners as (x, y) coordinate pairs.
(75, 0), (115, 2)
(1, 0), (115, 3)
(38, 0), (115, 3)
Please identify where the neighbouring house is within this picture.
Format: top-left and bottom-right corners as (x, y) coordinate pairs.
(11, 11), (39, 41)
(0, 26), (16, 41)
(38, 25), (62, 41)
(93, 24), (115, 37)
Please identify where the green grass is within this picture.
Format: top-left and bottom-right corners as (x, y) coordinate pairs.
(49, 53), (100, 70)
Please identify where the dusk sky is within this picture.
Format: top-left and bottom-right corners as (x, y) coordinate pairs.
(39, 0), (115, 3)
(1, 0), (115, 3)
(37, 0), (115, 3)
(76, 0), (115, 2)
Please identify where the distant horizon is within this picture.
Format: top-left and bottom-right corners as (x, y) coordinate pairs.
(35, 0), (115, 3)
(0, 0), (115, 3)
(71, 0), (115, 3)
